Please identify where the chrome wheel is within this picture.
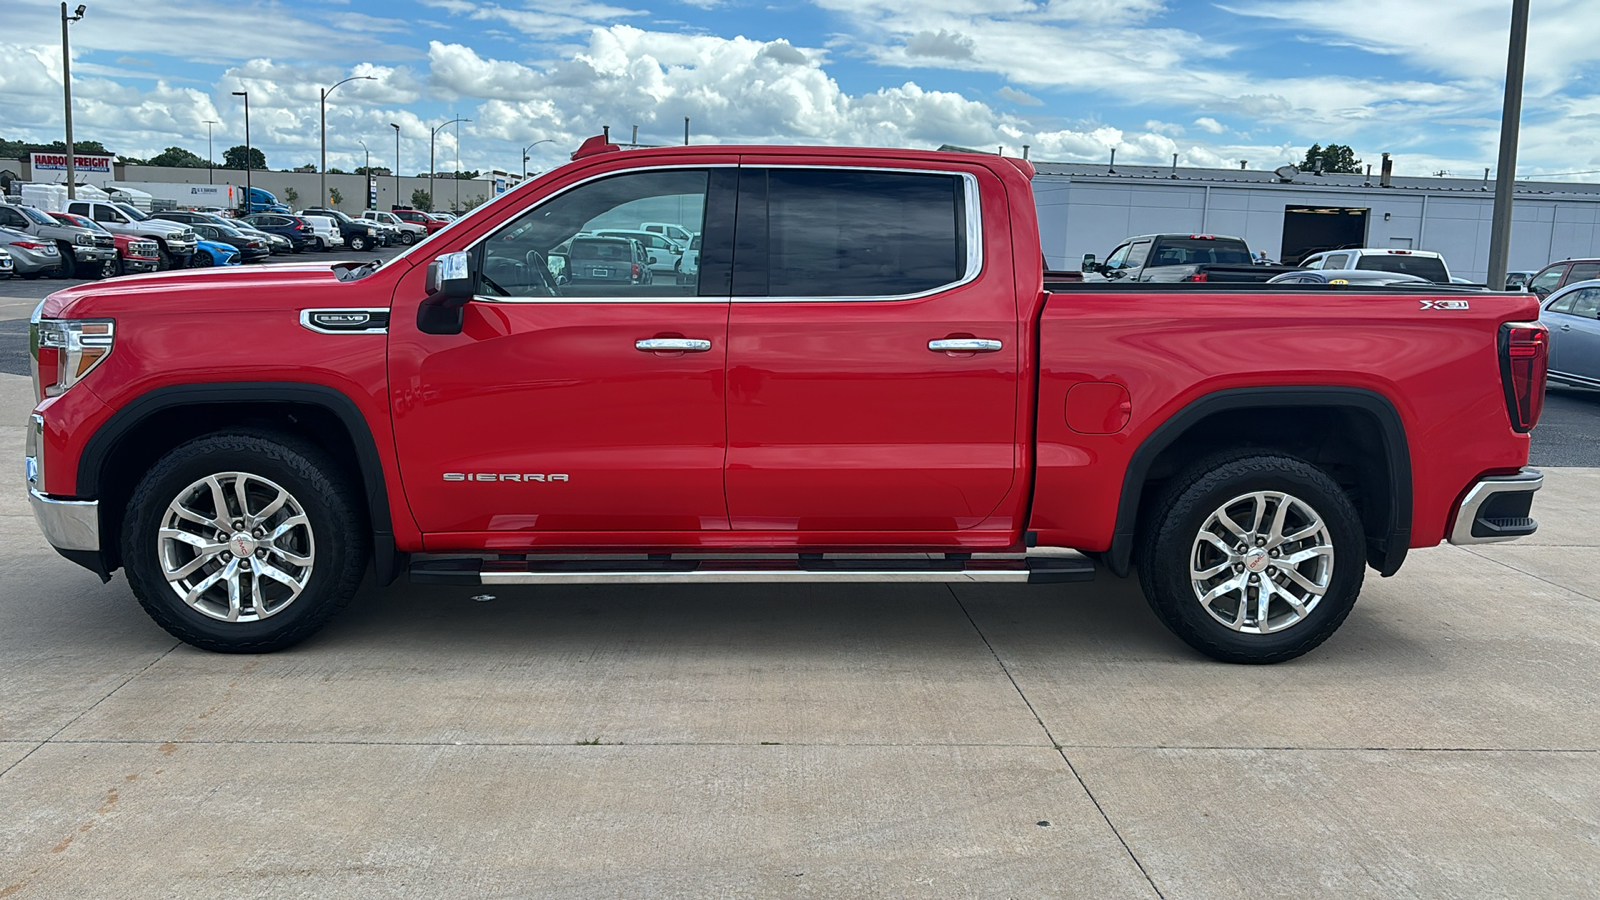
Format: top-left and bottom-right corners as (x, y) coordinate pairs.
(158, 472), (315, 623)
(1189, 490), (1333, 634)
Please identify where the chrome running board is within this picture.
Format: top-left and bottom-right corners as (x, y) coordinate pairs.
(409, 553), (1095, 586)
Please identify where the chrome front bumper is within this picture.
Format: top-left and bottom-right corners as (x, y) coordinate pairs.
(1448, 468), (1542, 545)
(25, 414), (100, 552)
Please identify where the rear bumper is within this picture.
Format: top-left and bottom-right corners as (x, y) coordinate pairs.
(1448, 468), (1542, 545)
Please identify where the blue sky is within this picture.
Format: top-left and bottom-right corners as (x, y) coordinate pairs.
(3, 0), (1597, 181)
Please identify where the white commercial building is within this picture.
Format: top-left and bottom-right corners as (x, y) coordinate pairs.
(1030, 162), (1600, 282)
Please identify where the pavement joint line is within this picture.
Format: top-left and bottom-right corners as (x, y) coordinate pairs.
(0, 640), (181, 781)
(1460, 546), (1599, 602)
(25, 739), (1600, 752)
(948, 584), (1166, 900)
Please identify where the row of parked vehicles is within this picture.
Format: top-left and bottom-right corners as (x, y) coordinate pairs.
(0, 194), (459, 280)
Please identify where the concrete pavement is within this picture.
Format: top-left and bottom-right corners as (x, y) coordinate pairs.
(2, 372), (1597, 898)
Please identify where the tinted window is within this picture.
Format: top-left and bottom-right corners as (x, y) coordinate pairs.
(1149, 238), (1252, 267)
(0, 207), (25, 228)
(1356, 254), (1449, 282)
(1567, 262), (1600, 283)
(480, 169), (707, 298)
(763, 169), (965, 297)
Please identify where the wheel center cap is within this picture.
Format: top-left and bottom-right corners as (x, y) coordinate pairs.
(1243, 548), (1270, 573)
(229, 533), (258, 559)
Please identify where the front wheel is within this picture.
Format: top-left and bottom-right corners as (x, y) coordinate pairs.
(1136, 453), (1365, 664)
(399, 231), (416, 246)
(55, 243), (77, 279)
(349, 235), (368, 252)
(121, 431), (368, 653)
(191, 251), (214, 268)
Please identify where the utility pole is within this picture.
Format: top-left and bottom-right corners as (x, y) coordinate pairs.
(60, 3), (86, 200)
(232, 91), (250, 212)
(1486, 0), (1530, 292)
(429, 117), (470, 210)
(390, 123), (400, 210)
(320, 75), (376, 207)
(203, 119), (217, 183)
(357, 139), (370, 211)
(684, 116), (690, 146)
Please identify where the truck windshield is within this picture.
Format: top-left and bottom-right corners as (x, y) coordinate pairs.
(114, 203), (151, 221)
(1150, 238), (1253, 267)
(1356, 254), (1449, 282)
(20, 206), (56, 225)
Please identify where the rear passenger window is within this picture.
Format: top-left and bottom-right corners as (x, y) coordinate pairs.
(1567, 262), (1600, 284)
(763, 169), (968, 297)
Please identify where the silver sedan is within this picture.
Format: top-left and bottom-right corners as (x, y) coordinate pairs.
(1540, 279), (1600, 389)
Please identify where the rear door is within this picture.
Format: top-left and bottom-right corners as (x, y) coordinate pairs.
(723, 163), (1019, 534)
(1548, 287), (1600, 383)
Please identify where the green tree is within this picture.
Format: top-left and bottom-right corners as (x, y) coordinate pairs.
(146, 146), (207, 168)
(327, 167), (348, 175)
(328, 186), (344, 208)
(283, 186), (299, 206)
(354, 165), (389, 176)
(1300, 143), (1362, 174)
(222, 144), (267, 170)
(453, 169), (481, 180)
(1, 138), (113, 158)
(410, 188), (433, 211)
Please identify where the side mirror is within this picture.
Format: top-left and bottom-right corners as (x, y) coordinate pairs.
(1081, 253), (1097, 273)
(419, 251), (475, 335)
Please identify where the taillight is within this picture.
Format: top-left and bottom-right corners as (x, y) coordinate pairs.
(632, 262), (641, 280)
(1499, 321), (1548, 432)
(1184, 271), (1209, 282)
(30, 315), (115, 402)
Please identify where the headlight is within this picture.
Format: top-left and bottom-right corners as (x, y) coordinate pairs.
(74, 233), (95, 246)
(31, 313), (115, 401)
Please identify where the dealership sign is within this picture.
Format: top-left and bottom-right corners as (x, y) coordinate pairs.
(31, 152), (115, 173)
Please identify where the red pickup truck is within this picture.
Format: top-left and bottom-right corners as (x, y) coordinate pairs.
(26, 137), (1549, 663)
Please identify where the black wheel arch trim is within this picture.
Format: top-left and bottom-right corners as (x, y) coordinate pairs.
(1107, 386), (1412, 579)
(77, 382), (406, 585)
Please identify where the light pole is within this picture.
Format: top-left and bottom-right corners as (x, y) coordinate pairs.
(232, 90), (249, 211)
(357, 139), (370, 210)
(521, 139), (554, 182)
(390, 122), (400, 210)
(60, 3), (86, 200)
(429, 117), (470, 211)
(320, 75), (376, 207)
(203, 119), (217, 183)
(1486, 0), (1531, 292)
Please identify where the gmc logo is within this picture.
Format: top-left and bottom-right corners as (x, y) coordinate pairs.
(444, 473), (570, 483)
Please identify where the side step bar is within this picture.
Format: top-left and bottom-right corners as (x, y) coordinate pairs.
(409, 554), (1095, 586)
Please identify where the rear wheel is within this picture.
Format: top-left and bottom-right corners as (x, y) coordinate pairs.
(1136, 452), (1365, 664)
(121, 431), (368, 653)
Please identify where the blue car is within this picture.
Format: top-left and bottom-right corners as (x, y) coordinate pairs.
(1541, 279), (1600, 389)
(189, 238), (241, 268)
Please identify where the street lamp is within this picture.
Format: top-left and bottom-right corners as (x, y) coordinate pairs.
(429, 116), (470, 210)
(390, 122), (401, 210)
(320, 74), (377, 206)
(522, 139), (554, 182)
(202, 119), (217, 184)
(60, 3), (86, 200)
(357, 139), (370, 210)
(232, 91), (250, 212)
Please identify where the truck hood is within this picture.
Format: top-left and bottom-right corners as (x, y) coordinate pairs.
(41, 260), (406, 319)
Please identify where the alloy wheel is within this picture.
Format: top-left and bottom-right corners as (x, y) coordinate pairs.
(1188, 490), (1334, 634)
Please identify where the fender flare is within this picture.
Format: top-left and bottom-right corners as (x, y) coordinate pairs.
(1107, 386), (1412, 578)
(78, 382), (404, 585)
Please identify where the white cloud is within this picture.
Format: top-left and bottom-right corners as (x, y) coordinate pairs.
(904, 30), (977, 61)
(997, 86), (1042, 106)
(1194, 116), (1225, 134)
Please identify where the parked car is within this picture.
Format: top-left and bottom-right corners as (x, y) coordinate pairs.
(237, 213), (319, 252)
(679, 233), (700, 286)
(296, 208), (379, 252)
(390, 207), (447, 234)
(0, 246), (13, 278)
(567, 235), (653, 286)
(0, 200), (118, 278)
(155, 210), (290, 255)
(1504, 271), (1536, 292)
(360, 209), (423, 244)
(189, 237), (242, 268)
(1301, 248), (1452, 283)
(1266, 270), (1434, 286)
(189, 222), (271, 263)
(49, 212), (161, 276)
(1526, 258), (1600, 298)
(294, 214), (345, 252)
(640, 221), (696, 246)
(26, 137), (1549, 668)
(1084, 234), (1299, 283)
(0, 225), (63, 278)
(1540, 279), (1600, 389)
(63, 200), (197, 269)
(592, 228), (682, 276)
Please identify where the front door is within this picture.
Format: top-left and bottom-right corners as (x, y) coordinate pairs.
(389, 167), (735, 539)
(724, 164), (1020, 534)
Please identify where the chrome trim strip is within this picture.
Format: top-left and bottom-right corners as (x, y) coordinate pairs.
(1448, 468), (1543, 545)
(479, 569), (1033, 585)
(29, 489), (100, 552)
(25, 414), (44, 493)
(298, 308), (391, 335)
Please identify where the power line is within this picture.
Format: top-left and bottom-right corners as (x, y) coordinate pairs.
(1520, 169), (1600, 179)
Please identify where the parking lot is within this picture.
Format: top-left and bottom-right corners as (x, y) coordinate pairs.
(0, 265), (1596, 896)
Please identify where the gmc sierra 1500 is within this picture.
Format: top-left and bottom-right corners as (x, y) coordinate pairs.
(26, 136), (1548, 663)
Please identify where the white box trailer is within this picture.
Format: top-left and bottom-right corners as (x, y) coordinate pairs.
(107, 181), (239, 211)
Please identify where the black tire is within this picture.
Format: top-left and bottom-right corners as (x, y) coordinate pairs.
(191, 251), (214, 268)
(114, 257), (127, 277)
(157, 246), (173, 270)
(399, 231), (416, 246)
(1136, 452), (1365, 664)
(55, 242), (77, 279)
(349, 235), (368, 252)
(121, 431), (368, 653)
(316, 237), (329, 252)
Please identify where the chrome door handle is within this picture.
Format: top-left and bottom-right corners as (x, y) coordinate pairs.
(1560, 324), (1572, 331)
(928, 338), (1003, 353)
(636, 338), (712, 352)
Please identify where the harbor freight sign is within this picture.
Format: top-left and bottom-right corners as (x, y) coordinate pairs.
(30, 152), (115, 173)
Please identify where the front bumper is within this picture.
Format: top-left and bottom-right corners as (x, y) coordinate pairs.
(121, 257), (160, 273)
(25, 414), (99, 552)
(73, 246), (118, 263)
(1448, 468), (1542, 545)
